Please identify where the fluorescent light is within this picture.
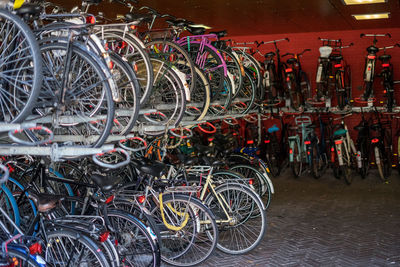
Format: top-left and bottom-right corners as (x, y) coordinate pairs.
(343, 0), (386, 5)
(352, 12), (390, 20)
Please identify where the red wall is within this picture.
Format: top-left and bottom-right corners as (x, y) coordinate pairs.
(230, 28), (400, 164)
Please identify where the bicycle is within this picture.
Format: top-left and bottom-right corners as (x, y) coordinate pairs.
(281, 48), (311, 110)
(359, 33), (391, 101)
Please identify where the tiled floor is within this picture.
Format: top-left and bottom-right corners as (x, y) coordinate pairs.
(166, 168), (400, 266)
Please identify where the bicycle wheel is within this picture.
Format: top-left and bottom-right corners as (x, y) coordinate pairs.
(34, 41), (114, 147)
(141, 58), (186, 133)
(145, 39), (196, 93)
(229, 68), (256, 114)
(287, 75), (302, 110)
(299, 71), (311, 104)
(6, 248), (41, 267)
(265, 136), (281, 177)
(336, 70), (346, 110)
(109, 52), (140, 135)
(182, 43), (225, 95)
(204, 183), (266, 254)
(359, 140), (369, 179)
(222, 49), (243, 99)
(150, 193), (218, 267)
(0, 9), (42, 123)
(208, 75), (232, 116)
(290, 141), (302, 178)
(184, 66), (210, 121)
(45, 229), (110, 267)
(311, 142), (328, 179)
(107, 209), (160, 267)
(95, 29), (153, 106)
(0, 184), (20, 232)
(374, 146), (389, 182)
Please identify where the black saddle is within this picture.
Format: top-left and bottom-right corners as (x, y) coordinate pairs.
(165, 19), (188, 27)
(91, 173), (121, 192)
(209, 30), (227, 38)
(379, 54), (391, 61)
(194, 144), (215, 155)
(125, 13), (153, 24)
(330, 55), (343, 61)
(186, 26), (206, 35)
(131, 158), (166, 178)
(28, 192), (64, 213)
(367, 46), (379, 54)
(286, 58), (297, 65)
(354, 124), (368, 131)
(265, 51), (275, 58)
(84, 0), (102, 4)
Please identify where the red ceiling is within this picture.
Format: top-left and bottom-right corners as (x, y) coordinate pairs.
(53, 0), (400, 36)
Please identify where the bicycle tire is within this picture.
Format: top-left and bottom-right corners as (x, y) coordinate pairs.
(290, 141), (302, 178)
(94, 29), (154, 106)
(45, 228), (110, 267)
(181, 43), (225, 95)
(107, 209), (160, 267)
(184, 66), (211, 121)
(203, 183), (266, 254)
(359, 139), (369, 179)
(145, 39), (196, 94)
(0, 9), (42, 123)
(150, 193), (218, 267)
(6, 248), (41, 267)
(374, 146), (387, 182)
(229, 68), (256, 114)
(34, 41), (114, 147)
(222, 49), (243, 99)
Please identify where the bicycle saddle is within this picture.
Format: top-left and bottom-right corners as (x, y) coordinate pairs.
(15, 3), (41, 17)
(367, 46), (379, 54)
(125, 13), (153, 24)
(319, 46), (333, 58)
(177, 153), (198, 166)
(264, 51), (275, 58)
(28, 192), (64, 213)
(201, 156), (225, 167)
(84, 0), (102, 4)
(379, 54), (391, 61)
(91, 173), (121, 192)
(194, 144), (215, 155)
(354, 122), (368, 131)
(333, 128), (347, 137)
(209, 30), (227, 38)
(186, 26), (206, 35)
(132, 159), (166, 178)
(330, 55), (343, 62)
(165, 19), (188, 27)
(370, 123), (382, 131)
(286, 58), (297, 65)
(268, 124), (280, 133)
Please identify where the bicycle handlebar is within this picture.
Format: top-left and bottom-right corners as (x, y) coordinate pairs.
(0, 164), (9, 185)
(262, 38), (290, 45)
(282, 48), (311, 58)
(139, 6), (159, 15)
(337, 42), (354, 49)
(318, 37), (341, 42)
(92, 148), (131, 169)
(379, 44), (400, 50)
(360, 33), (391, 38)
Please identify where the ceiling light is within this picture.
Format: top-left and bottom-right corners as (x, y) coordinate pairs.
(343, 0), (386, 5)
(352, 12), (390, 20)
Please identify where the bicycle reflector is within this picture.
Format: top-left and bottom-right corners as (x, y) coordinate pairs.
(249, 179), (254, 185)
(137, 195), (146, 204)
(29, 243), (43, 255)
(105, 195), (115, 204)
(86, 15), (96, 24)
(289, 148), (293, 154)
(334, 64), (342, 68)
(285, 68), (293, 73)
(371, 138), (379, 143)
(335, 140), (343, 145)
(99, 231), (110, 243)
(304, 141), (311, 145)
(368, 55), (376, 59)
(264, 140), (270, 144)
(247, 140), (254, 145)
(382, 63), (390, 67)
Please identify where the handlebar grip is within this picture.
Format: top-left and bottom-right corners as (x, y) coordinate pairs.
(92, 148), (131, 169)
(8, 126), (54, 146)
(0, 164), (9, 185)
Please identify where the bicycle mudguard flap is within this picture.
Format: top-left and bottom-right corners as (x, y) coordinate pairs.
(333, 128), (347, 136)
(268, 124), (279, 133)
(319, 46), (333, 58)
